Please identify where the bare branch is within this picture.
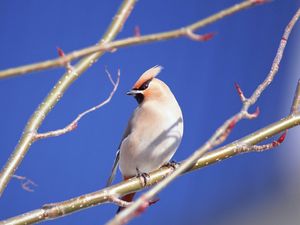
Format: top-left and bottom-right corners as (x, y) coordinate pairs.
(237, 131), (287, 153)
(239, 76), (300, 154)
(2, 113), (300, 225)
(35, 70), (120, 140)
(0, 0), (267, 79)
(108, 8), (300, 225)
(0, 0), (136, 198)
(108, 196), (132, 208)
(234, 82), (247, 102)
(213, 116), (238, 146)
(244, 10), (300, 108)
(185, 29), (215, 41)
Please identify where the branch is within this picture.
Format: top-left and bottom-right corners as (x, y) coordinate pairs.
(0, 0), (267, 79)
(237, 131), (287, 152)
(108, 7), (300, 225)
(242, 79), (300, 153)
(35, 69), (120, 140)
(1, 112), (300, 225)
(0, 0), (137, 197)
(108, 196), (133, 208)
(12, 175), (37, 192)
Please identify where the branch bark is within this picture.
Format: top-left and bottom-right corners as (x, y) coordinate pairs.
(0, 0), (137, 197)
(0, 0), (267, 79)
(1, 112), (300, 225)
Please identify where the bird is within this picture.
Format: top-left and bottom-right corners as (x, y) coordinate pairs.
(106, 65), (184, 212)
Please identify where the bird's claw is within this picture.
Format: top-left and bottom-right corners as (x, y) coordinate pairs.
(162, 160), (180, 170)
(136, 168), (150, 187)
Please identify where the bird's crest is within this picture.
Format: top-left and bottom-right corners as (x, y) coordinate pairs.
(133, 65), (163, 89)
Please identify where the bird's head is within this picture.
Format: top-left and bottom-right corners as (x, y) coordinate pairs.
(127, 66), (171, 104)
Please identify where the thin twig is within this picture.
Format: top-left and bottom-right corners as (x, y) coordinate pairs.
(0, 0), (137, 198)
(108, 8), (300, 225)
(35, 69), (120, 140)
(185, 30), (215, 41)
(237, 131), (287, 153)
(237, 76), (300, 156)
(2, 113), (300, 225)
(12, 175), (38, 192)
(108, 196), (132, 208)
(0, 0), (267, 79)
(234, 82), (246, 102)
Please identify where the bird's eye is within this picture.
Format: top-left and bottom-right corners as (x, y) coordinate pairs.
(139, 79), (151, 90)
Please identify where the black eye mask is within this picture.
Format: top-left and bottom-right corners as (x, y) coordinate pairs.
(132, 79), (152, 104)
(134, 94), (144, 104)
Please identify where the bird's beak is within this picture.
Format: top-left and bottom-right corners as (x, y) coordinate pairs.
(126, 89), (143, 96)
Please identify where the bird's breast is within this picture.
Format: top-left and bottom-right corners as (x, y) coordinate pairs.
(119, 101), (183, 177)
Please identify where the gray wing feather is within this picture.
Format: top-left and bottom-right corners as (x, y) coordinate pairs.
(106, 150), (120, 186)
(106, 116), (133, 186)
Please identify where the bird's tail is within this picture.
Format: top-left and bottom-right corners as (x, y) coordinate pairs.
(116, 175), (136, 213)
(116, 192), (136, 214)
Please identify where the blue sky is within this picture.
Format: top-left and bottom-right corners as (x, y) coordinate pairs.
(1, 1), (300, 224)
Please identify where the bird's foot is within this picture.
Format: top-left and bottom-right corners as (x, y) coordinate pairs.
(136, 168), (150, 187)
(162, 160), (180, 170)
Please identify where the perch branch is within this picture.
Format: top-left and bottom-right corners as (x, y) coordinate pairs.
(108, 8), (300, 225)
(0, 0), (267, 79)
(1, 112), (300, 225)
(0, 0), (137, 197)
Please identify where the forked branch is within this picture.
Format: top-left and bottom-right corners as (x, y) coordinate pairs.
(35, 69), (120, 140)
(0, 0), (267, 79)
(0, 0), (137, 198)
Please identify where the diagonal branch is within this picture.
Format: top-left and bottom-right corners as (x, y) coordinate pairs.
(0, 0), (267, 79)
(1, 112), (300, 225)
(240, 78), (300, 153)
(108, 7), (300, 225)
(0, 0), (137, 198)
(35, 69), (120, 140)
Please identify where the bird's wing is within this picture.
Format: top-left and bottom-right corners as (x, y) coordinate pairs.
(106, 117), (133, 187)
(106, 150), (120, 187)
